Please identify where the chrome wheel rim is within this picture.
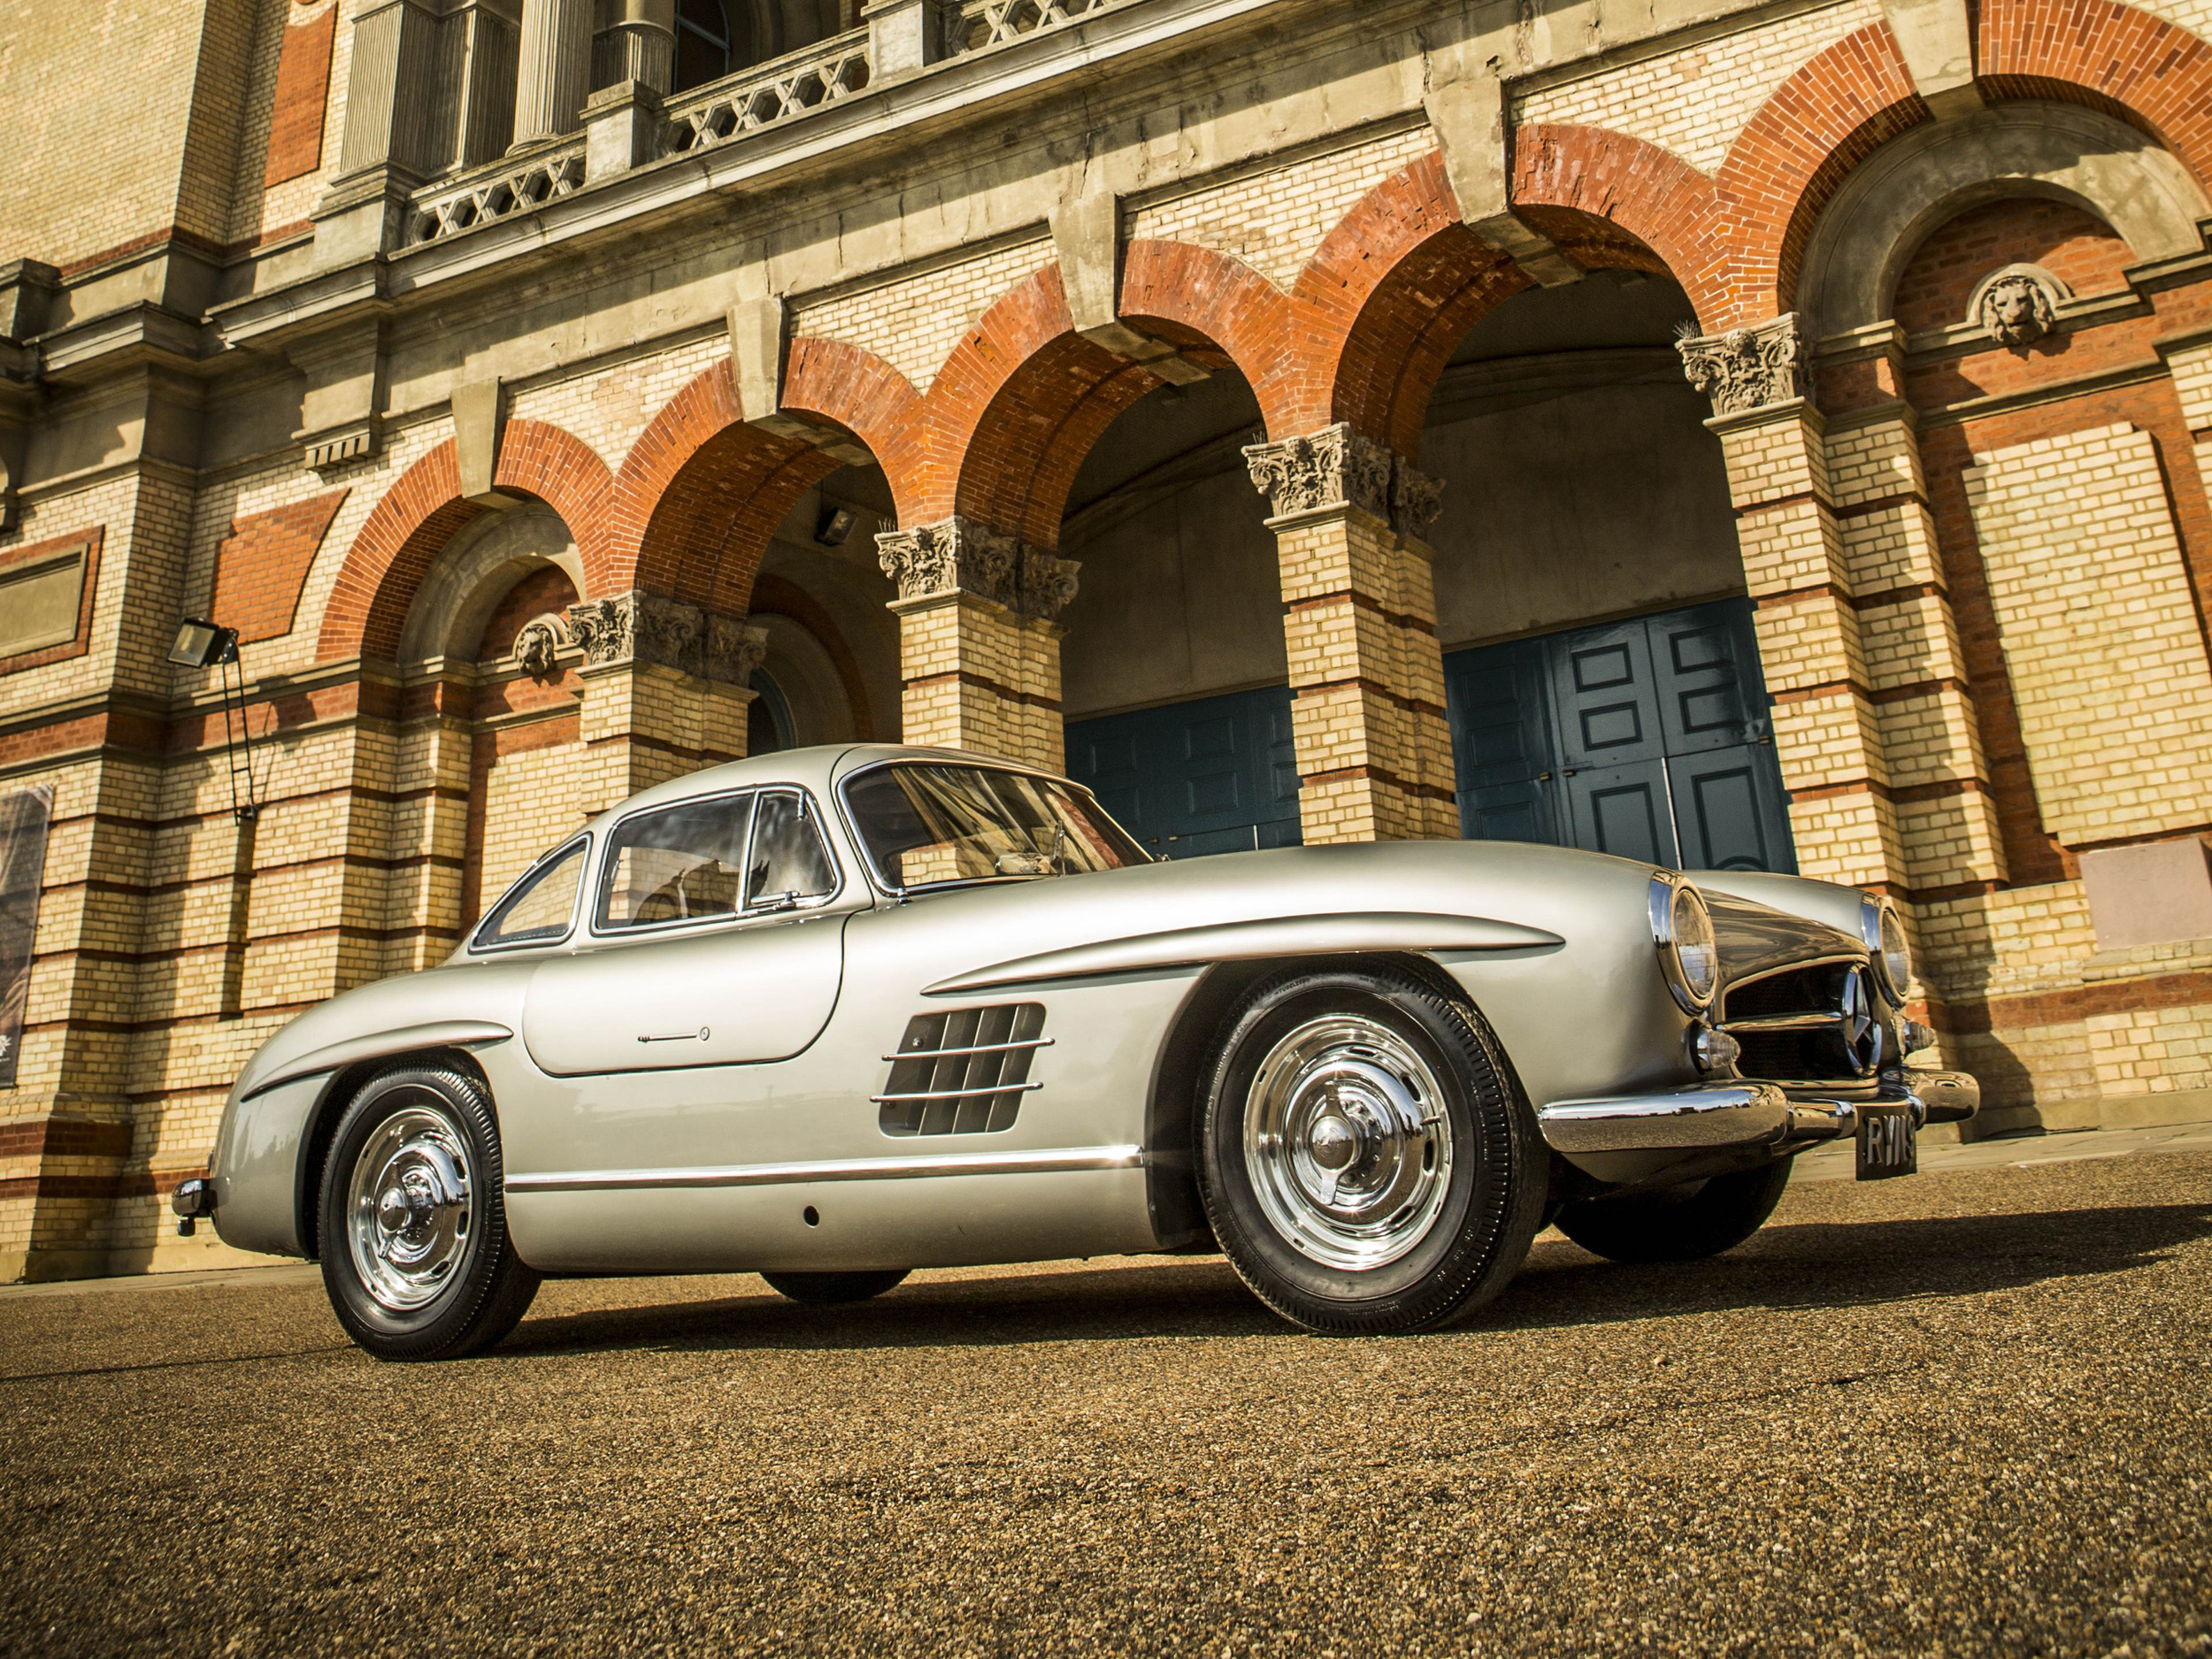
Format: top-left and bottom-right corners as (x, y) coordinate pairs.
(345, 1104), (476, 1312)
(1242, 1013), (1454, 1271)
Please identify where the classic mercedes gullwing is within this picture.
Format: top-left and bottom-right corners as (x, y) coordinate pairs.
(173, 744), (1978, 1359)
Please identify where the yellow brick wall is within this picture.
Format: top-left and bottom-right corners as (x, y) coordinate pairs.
(1962, 422), (2212, 848)
(796, 237), (1056, 396)
(1128, 125), (1438, 292)
(0, 0), (250, 266)
(895, 595), (1064, 772)
(1514, 0), (1879, 174)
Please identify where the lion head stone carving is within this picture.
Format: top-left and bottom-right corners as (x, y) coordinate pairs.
(1978, 272), (2060, 348)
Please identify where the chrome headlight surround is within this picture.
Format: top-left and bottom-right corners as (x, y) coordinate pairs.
(1648, 872), (1720, 1015)
(1860, 893), (1913, 1006)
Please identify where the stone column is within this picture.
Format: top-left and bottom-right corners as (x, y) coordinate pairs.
(876, 518), (1079, 772)
(512, 0), (595, 148)
(1680, 316), (1908, 893)
(1244, 425), (1456, 844)
(603, 0), (676, 90)
(564, 592), (766, 814)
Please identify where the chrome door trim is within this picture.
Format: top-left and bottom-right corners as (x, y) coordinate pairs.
(505, 1143), (1147, 1194)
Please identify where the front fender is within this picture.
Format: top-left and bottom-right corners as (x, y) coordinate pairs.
(209, 1073), (324, 1257)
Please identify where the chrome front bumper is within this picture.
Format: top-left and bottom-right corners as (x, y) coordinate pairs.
(1538, 1070), (1979, 1187)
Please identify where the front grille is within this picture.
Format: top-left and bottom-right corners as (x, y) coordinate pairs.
(875, 1004), (1049, 1136)
(1720, 960), (1883, 1083)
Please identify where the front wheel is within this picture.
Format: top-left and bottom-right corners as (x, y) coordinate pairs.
(1197, 967), (1548, 1335)
(318, 1064), (541, 1362)
(761, 1270), (910, 1304)
(1554, 1157), (1793, 1263)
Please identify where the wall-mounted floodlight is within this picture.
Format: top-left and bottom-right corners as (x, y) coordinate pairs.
(167, 618), (238, 669)
(815, 505), (858, 547)
(170, 617), (259, 823)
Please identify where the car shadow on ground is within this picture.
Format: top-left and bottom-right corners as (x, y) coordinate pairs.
(494, 1199), (2212, 1359)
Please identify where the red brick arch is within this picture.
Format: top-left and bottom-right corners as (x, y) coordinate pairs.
(608, 344), (928, 615)
(1714, 20), (1929, 320)
(317, 419), (616, 663)
(1121, 238), (1302, 434)
(924, 264), (1164, 549)
(1512, 124), (1733, 326)
(1977, 0), (2212, 188)
(1292, 150), (1531, 458)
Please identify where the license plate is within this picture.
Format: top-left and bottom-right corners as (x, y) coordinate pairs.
(1856, 1102), (1918, 1181)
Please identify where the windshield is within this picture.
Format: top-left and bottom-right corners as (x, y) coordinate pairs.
(842, 763), (1147, 891)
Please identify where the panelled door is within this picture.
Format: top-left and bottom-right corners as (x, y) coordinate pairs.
(1066, 684), (1302, 858)
(1443, 598), (1794, 872)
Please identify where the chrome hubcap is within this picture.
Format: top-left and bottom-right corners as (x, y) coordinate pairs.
(1243, 1014), (1454, 1271)
(346, 1105), (474, 1312)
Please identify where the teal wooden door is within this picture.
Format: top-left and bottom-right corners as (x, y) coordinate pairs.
(1066, 685), (1302, 858)
(1443, 599), (1793, 872)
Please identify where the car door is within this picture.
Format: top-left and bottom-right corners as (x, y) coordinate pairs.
(518, 787), (852, 1172)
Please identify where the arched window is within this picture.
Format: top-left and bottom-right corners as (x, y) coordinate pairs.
(675, 0), (733, 90)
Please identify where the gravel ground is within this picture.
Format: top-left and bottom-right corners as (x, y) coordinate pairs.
(2, 1152), (2208, 1658)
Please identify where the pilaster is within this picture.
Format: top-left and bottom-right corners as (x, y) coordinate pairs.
(876, 518), (1078, 772)
(1244, 425), (1456, 845)
(1684, 315), (1904, 893)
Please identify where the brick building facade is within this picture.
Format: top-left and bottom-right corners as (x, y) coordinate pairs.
(3, 0), (2210, 1279)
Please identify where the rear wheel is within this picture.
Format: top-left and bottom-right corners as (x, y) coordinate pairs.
(1197, 966), (1547, 1335)
(318, 1064), (541, 1362)
(761, 1270), (910, 1304)
(1554, 1158), (1793, 1263)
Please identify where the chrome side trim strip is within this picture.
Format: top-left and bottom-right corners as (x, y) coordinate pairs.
(879, 1037), (1055, 1062)
(240, 1019), (515, 1100)
(505, 1144), (1146, 1194)
(926, 911), (1563, 995)
(871, 1081), (1045, 1105)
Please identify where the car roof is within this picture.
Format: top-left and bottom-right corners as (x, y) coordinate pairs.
(578, 743), (1069, 833)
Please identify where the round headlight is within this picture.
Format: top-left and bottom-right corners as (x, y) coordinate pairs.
(1650, 874), (1719, 1013)
(1861, 895), (1913, 1004)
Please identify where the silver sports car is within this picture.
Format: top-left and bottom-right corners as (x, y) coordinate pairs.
(175, 744), (1978, 1359)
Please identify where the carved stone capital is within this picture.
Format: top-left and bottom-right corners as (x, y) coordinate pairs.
(564, 591), (768, 683)
(1242, 423), (1443, 534)
(1018, 547), (1082, 621)
(1676, 313), (1805, 417)
(877, 517), (1077, 618)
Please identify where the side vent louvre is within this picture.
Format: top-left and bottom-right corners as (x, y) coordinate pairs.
(875, 1004), (1049, 1136)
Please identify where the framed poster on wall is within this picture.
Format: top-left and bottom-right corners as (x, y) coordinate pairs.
(0, 785), (53, 1088)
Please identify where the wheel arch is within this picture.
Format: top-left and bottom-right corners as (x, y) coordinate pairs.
(295, 1047), (495, 1261)
(1141, 950), (1492, 1249)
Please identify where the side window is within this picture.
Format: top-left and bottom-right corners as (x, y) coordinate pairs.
(746, 792), (837, 910)
(473, 838), (588, 949)
(597, 793), (756, 931)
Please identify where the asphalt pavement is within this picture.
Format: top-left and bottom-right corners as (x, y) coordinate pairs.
(3, 1142), (2208, 1657)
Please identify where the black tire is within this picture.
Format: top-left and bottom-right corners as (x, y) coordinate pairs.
(760, 1270), (910, 1304)
(1554, 1157), (1793, 1263)
(317, 1063), (541, 1362)
(1196, 966), (1547, 1335)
